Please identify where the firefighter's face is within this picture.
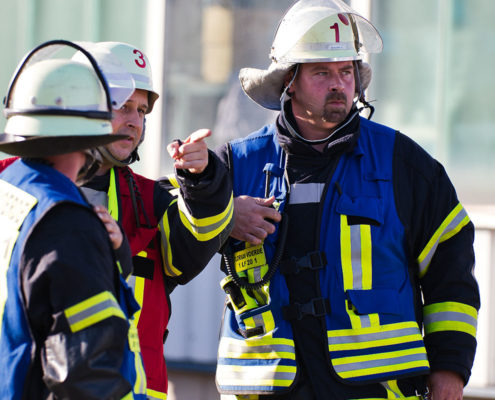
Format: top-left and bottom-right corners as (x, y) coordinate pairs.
(106, 89), (148, 161)
(288, 61), (355, 137)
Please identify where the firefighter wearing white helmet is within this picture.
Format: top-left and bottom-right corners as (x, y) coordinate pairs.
(0, 40), (148, 398)
(76, 41), (234, 399)
(215, 1), (479, 399)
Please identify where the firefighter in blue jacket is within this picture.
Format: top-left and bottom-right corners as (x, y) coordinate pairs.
(0, 41), (147, 399)
(215, 1), (480, 399)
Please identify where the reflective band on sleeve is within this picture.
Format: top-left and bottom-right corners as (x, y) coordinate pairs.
(417, 203), (470, 278)
(177, 194), (233, 241)
(158, 198), (182, 277)
(64, 291), (126, 333)
(423, 301), (477, 338)
(289, 183), (325, 204)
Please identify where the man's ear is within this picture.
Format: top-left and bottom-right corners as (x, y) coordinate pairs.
(284, 69), (296, 95)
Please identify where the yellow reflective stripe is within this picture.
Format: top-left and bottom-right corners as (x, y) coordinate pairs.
(128, 320), (146, 394)
(147, 388), (167, 399)
(166, 174), (179, 189)
(108, 168), (119, 220)
(417, 203), (470, 278)
(177, 194), (233, 241)
(133, 343), (147, 394)
(216, 364), (296, 387)
(328, 321), (423, 351)
(158, 199), (182, 277)
(218, 337), (295, 360)
(340, 215), (378, 329)
(423, 301), (477, 337)
(132, 275), (145, 325)
(64, 291), (126, 333)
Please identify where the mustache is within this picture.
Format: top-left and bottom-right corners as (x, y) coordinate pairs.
(325, 92), (347, 103)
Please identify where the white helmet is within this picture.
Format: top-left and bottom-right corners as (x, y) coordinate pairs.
(270, 0), (382, 63)
(93, 41), (159, 113)
(239, 0), (382, 110)
(0, 40), (127, 157)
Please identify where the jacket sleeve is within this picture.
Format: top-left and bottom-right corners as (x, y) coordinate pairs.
(394, 132), (480, 384)
(155, 149), (233, 285)
(21, 204), (133, 399)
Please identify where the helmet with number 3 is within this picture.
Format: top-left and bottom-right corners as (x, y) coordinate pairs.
(239, 0), (383, 110)
(86, 41), (159, 113)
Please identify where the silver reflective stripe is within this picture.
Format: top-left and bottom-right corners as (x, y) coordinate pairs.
(424, 311), (477, 328)
(217, 366), (296, 381)
(221, 341), (294, 355)
(350, 224), (362, 287)
(291, 41), (355, 52)
(334, 352), (428, 374)
(329, 326), (421, 345)
(289, 183), (325, 204)
(65, 298), (120, 327)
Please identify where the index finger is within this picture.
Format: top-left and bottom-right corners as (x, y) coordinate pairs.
(186, 128), (212, 144)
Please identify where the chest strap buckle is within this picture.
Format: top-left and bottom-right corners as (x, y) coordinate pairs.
(282, 297), (331, 321)
(281, 251), (327, 275)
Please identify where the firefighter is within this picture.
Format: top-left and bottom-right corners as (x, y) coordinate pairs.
(0, 40), (147, 398)
(215, 1), (480, 399)
(78, 41), (233, 399)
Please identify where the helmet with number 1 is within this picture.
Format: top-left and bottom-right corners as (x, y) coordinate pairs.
(239, 0), (383, 110)
(96, 41), (159, 113)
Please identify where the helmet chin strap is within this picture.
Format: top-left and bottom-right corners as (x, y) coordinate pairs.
(280, 64), (360, 145)
(97, 145), (138, 168)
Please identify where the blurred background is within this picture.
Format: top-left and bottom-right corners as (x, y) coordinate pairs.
(1, 0), (494, 399)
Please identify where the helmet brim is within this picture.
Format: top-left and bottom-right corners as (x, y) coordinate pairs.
(0, 133), (128, 157)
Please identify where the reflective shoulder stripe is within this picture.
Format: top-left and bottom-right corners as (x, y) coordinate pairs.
(147, 388), (167, 399)
(417, 203), (470, 278)
(64, 291), (126, 333)
(177, 193), (233, 242)
(158, 199), (182, 277)
(289, 183), (325, 204)
(423, 301), (477, 338)
(108, 168), (119, 220)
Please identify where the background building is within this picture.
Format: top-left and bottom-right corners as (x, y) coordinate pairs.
(1, 1), (494, 399)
